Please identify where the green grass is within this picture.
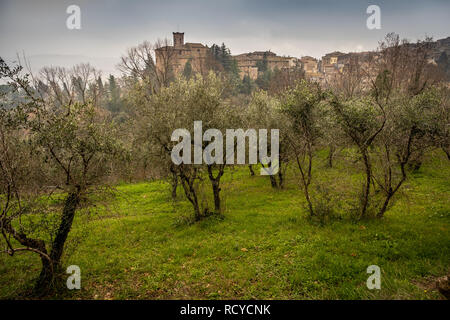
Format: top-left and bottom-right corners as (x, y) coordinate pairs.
(0, 151), (449, 299)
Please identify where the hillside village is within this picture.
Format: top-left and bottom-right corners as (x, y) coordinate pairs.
(156, 32), (450, 84)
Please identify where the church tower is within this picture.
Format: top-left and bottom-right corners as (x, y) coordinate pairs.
(173, 32), (184, 48)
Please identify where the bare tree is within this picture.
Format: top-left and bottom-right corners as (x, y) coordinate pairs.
(37, 63), (102, 107)
(119, 39), (176, 92)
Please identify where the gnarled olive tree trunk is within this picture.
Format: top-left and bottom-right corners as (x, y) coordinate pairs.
(178, 167), (202, 220)
(169, 165), (178, 199)
(360, 148), (372, 218)
(207, 164), (225, 215)
(35, 190), (81, 293)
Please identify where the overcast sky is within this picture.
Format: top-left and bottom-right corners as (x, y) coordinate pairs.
(1, 0), (449, 75)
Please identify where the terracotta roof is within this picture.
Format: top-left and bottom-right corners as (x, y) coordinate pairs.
(185, 43), (206, 48)
(301, 56), (317, 61)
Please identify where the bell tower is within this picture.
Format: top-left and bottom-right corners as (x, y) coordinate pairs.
(173, 32), (184, 48)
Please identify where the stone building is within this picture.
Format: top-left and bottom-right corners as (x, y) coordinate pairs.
(156, 32), (301, 80)
(155, 32), (211, 76)
(299, 56), (322, 81)
(300, 56), (318, 74)
(155, 32), (450, 85)
(233, 51), (299, 80)
(320, 51), (346, 75)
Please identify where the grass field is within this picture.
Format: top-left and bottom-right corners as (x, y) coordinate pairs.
(1, 151), (449, 299)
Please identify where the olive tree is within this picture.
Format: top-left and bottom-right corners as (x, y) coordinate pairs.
(279, 80), (325, 216)
(0, 59), (121, 294)
(329, 34), (443, 218)
(329, 95), (385, 218)
(372, 87), (446, 217)
(132, 73), (229, 220)
(247, 90), (289, 188)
